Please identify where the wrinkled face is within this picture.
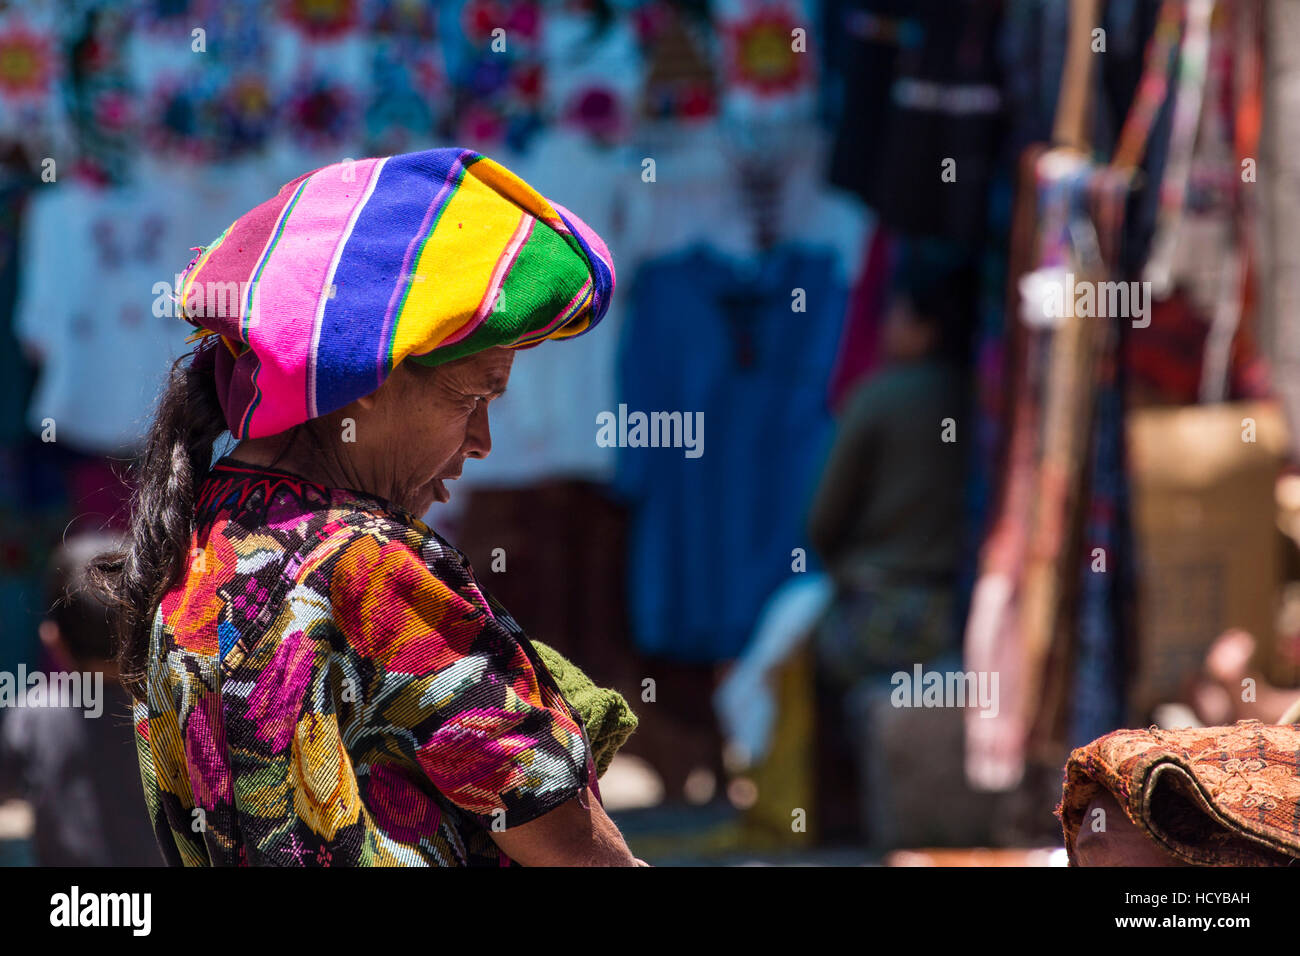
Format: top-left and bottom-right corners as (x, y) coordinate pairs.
(362, 346), (514, 514)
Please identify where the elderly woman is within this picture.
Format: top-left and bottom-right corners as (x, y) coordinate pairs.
(91, 148), (643, 866)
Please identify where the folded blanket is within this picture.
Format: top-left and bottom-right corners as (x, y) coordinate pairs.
(1058, 720), (1300, 866)
(530, 640), (639, 779)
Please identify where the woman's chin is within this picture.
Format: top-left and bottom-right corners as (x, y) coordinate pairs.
(413, 477), (449, 513)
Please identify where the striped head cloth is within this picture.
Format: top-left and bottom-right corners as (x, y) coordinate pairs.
(178, 147), (615, 439)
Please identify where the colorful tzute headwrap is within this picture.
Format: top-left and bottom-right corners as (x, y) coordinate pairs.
(178, 147), (615, 439)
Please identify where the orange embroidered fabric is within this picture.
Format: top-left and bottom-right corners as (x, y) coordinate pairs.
(1057, 720), (1300, 866)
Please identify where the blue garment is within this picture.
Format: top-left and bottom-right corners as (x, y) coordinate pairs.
(1070, 325), (1133, 746)
(614, 243), (844, 662)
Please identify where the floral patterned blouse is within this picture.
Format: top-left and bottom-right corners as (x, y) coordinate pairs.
(135, 457), (597, 866)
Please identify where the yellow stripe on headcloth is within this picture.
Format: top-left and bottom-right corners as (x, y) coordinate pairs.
(184, 326), (243, 359)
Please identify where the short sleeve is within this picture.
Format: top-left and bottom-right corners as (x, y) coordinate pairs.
(327, 532), (592, 830)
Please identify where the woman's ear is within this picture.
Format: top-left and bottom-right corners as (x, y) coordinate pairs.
(350, 365), (413, 419)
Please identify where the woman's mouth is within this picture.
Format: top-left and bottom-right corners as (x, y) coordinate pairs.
(431, 471), (462, 503)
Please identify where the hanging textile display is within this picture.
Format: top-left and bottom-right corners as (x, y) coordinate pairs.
(0, 2), (70, 167)
(964, 0), (1171, 791)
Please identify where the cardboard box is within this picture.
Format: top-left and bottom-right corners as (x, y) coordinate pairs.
(1127, 401), (1290, 716)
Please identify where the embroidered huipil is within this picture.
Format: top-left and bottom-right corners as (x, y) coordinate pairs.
(134, 458), (597, 866)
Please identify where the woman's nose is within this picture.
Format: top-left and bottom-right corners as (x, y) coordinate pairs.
(464, 401), (493, 459)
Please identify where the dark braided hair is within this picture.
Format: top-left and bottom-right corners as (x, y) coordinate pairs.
(87, 342), (228, 701)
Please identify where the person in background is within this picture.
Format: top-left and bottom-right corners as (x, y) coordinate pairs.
(806, 242), (974, 844)
(0, 531), (163, 866)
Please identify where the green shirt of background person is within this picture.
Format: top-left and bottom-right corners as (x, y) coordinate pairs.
(807, 241), (972, 684)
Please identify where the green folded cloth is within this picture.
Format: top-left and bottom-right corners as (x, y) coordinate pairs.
(530, 640), (638, 778)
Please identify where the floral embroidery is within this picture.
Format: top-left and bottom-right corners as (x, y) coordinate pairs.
(136, 457), (594, 866)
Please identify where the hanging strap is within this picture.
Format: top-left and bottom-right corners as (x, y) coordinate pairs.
(1052, 0), (1104, 153)
(1090, 0), (1185, 270)
(1201, 0), (1264, 402)
(1144, 0), (1217, 295)
(1110, 0), (1186, 176)
(1045, 0), (1183, 270)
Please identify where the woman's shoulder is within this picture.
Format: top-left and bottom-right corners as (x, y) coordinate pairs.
(293, 506), (488, 608)
(294, 507), (435, 579)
